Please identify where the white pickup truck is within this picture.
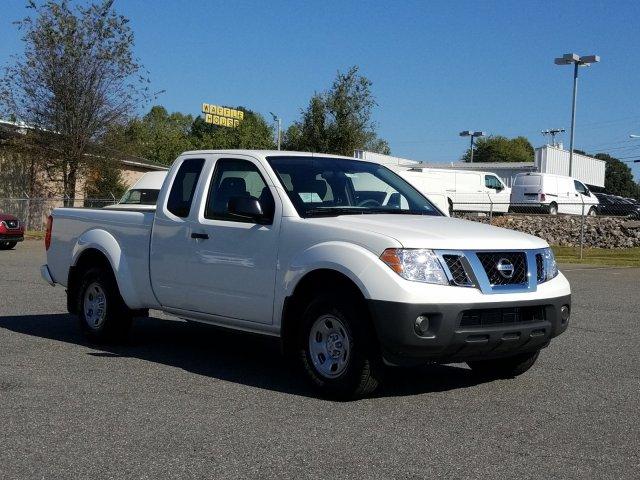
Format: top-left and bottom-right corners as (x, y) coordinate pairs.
(42, 150), (571, 398)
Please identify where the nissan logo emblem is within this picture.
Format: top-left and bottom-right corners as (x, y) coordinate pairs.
(496, 258), (515, 279)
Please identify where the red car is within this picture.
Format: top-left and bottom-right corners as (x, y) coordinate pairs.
(0, 213), (25, 250)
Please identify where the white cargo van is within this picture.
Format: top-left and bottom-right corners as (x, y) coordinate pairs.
(105, 171), (167, 211)
(510, 173), (599, 215)
(396, 168), (511, 214)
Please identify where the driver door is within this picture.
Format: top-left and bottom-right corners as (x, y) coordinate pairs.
(185, 156), (280, 324)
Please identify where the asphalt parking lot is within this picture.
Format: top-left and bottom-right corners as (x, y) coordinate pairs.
(0, 240), (638, 479)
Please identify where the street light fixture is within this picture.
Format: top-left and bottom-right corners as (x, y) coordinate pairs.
(554, 52), (600, 176)
(629, 134), (640, 139)
(459, 130), (485, 163)
(269, 112), (282, 150)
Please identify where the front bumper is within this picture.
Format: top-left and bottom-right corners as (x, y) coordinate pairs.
(0, 234), (24, 242)
(368, 294), (571, 366)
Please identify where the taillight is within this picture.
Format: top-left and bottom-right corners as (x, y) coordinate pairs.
(540, 193), (546, 202)
(45, 215), (53, 251)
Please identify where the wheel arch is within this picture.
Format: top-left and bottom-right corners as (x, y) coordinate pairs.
(68, 228), (138, 312)
(280, 268), (371, 358)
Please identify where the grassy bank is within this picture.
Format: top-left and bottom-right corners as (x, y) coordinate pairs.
(553, 246), (640, 267)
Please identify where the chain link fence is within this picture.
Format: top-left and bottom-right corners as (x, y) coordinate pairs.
(2, 194), (640, 260)
(445, 193), (640, 259)
(0, 197), (115, 231)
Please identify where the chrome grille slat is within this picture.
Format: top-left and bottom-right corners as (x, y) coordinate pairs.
(442, 254), (472, 286)
(535, 253), (545, 283)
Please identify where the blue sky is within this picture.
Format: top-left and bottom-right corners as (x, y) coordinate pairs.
(2, 0), (640, 178)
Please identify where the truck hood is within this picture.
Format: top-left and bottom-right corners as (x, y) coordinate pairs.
(306, 214), (547, 250)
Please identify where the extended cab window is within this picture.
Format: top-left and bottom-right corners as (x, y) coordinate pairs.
(166, 158), (205, 217)
(205, 159), (275, 222)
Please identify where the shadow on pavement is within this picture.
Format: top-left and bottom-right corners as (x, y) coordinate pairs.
(0, 313), (486, 399)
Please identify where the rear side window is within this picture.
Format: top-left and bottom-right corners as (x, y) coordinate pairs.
(166, 158), (205, 217)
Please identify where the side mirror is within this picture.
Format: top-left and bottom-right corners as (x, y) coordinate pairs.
(228, 196), (270, 224)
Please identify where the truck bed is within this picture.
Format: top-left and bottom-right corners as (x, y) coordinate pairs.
(47, 208), (158, 309)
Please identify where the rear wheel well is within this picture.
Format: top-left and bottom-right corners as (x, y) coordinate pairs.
(67, 249), (114, 314)
(280, 269), (371, 357)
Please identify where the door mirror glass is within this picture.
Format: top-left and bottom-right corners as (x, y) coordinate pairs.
(228, 196), (266, 223)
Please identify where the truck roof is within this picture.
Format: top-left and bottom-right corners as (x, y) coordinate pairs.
(178, 149), (368, 162)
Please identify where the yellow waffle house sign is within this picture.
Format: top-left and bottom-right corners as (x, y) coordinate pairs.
(202, 103), (244, 128)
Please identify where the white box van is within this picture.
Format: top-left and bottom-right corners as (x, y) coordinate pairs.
(105, 171), (168, 211)
(510, 173), (599, 215)
(396, 168), (511, 215)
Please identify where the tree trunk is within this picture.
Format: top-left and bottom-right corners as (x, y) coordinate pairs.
(64, 159), (78, 208)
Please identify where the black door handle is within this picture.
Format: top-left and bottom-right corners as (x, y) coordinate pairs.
(191, 232), (209, 240)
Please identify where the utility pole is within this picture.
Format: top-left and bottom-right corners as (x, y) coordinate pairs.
(270, 112), (282, 150)
(541, 128), (565, 147)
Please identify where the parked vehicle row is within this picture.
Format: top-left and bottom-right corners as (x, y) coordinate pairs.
(593, 192), (640, 218)
(41, 150), (571, 398)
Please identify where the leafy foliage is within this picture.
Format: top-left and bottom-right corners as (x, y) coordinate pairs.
(462, 135), (534, 163)
(105, 105), (275, 165)
(83, 157), (127, 205)
(0, 0), (151, 205)
(593, 153), (640, 200)
(283, 66), (390, 156)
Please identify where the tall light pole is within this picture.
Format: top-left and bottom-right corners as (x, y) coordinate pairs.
(459, 130), (485, 163)
(270, 112), (282, 150)
(554, 53), (600, 176)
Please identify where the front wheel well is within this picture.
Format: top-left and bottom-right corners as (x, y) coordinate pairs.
(280, 269), (371, 357)
(67, 248), (114, 314)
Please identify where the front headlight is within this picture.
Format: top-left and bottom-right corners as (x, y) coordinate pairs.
(542, 247), (558, 281)
(380, 248), (449, 285)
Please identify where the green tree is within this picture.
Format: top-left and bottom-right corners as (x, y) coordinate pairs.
(83, 158), (127, 206)
(462, 135), (534, 163)
(190, 108), (275, 150)
(0, 0), (151, 205)
(283, 66), (390, 156)
(593, 153), (640, 200)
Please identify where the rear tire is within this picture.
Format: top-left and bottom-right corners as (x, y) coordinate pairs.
(297, 293), (381, 399)
(77, 266), (133, 343)
(467, 350), (540, 379)
(0, 241), (17, 250)
(548, 203), (558, 215)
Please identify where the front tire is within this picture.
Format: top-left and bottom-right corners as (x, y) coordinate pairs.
(587, 207), (597, 217)
(77, 267), (133, 342)
(467, 350), (540, 379)
(0, 241), (17, 250)
(297, 293), (381, 399)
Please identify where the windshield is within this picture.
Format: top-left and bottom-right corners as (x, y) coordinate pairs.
(267, 156), (442, 217)
(119, 188), (160, 205)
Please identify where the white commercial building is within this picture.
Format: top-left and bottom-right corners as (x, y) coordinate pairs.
(354, 144), (606, 188)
